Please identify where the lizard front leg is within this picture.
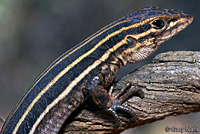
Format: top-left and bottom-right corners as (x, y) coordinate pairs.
(83, 76), (144, 127)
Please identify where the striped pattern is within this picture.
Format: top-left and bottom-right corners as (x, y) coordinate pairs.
(1, 7), (193, 134)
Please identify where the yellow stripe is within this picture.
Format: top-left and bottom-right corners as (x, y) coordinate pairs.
(13, 17), (156, 133)
(29, 38), (128, 134)
(29, 27), (159, 133)
(3, 19), (130, 129)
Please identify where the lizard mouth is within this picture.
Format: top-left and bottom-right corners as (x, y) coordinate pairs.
(158, 14), (193, 43)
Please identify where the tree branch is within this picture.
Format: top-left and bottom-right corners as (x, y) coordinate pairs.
(63, 51), (200, 133)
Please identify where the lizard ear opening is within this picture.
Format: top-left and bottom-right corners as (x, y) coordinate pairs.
(126, 37), (137, 47)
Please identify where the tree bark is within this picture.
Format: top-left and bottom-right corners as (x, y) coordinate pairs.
(61, 51), (200, 134)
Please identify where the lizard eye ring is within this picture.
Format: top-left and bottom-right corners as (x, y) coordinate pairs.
(151, 19), (165, 29)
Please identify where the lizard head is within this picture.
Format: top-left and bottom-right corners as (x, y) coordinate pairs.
(115, 7), (193, 65)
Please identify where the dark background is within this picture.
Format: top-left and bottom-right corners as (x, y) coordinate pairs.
(0, 0), (199, 133)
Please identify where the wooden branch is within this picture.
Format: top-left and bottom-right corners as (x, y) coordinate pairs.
(61, 51), (199, 133)
(0, 51), (199, 133)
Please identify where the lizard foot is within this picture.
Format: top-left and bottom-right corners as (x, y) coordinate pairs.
(106, 83), (144, 127)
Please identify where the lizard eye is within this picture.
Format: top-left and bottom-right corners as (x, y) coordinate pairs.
(151, 19), (165, 29)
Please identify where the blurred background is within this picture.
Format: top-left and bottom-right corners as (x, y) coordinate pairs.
(0, 0), (199, 133)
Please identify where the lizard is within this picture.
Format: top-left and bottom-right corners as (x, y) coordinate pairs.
(1, 6), (193, 134)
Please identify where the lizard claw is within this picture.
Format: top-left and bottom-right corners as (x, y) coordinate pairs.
(106, 83), (144, 127)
